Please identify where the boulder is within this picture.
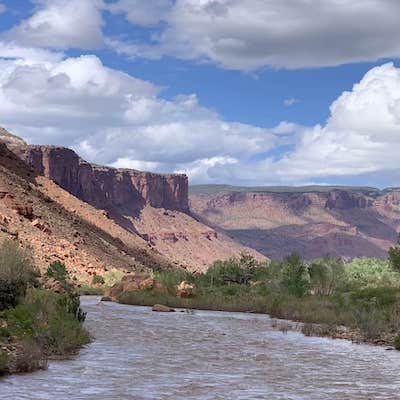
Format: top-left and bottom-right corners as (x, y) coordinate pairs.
(176, 281), (195, 298)
(100, 296), (113, 302)
(105, 273), (170, 300)
(152, 304), (175, 312)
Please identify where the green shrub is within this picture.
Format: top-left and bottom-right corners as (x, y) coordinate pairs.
(103, 270), (124, 287)
(0, 348), (8, 375)
(309, 257), (345, 296)
(350, 286), (400, 307)
(389, 234), (400, 272)
(205, 259), (244, 286)
(46, 261), (68, 284)
(75, 285), (105, 295)
(0, 240), (38, 311)
(3, 289), (89, 356)
(155, 270), (191, 290)
(92, 275), (105, 285)
(345, 258), (400, 289)
(281, 253), (310, 297)
(394, 334), (400, 350)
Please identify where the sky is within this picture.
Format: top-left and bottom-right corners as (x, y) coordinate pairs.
(0, 1), (400, 187)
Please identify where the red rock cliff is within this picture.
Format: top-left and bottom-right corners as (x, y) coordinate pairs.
(15, 145), (189, 213)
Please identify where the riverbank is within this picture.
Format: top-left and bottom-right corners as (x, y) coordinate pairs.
(4, 296), (400, 399)
(0, 289), (90, 375)
(112, 254), (400, 349)
(0, 242), (89, 376)
(117, 290), (394, 347)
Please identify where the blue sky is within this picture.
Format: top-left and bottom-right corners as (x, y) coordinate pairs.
(0, 1), (400, 187)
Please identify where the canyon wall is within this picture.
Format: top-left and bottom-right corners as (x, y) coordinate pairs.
(190, 187), (400, 261)
(15, 145), (189, 213)
(1, 128), (263, 271)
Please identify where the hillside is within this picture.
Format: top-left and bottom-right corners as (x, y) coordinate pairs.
(190, 185), (400, 261)
(0, 128), (263, 273)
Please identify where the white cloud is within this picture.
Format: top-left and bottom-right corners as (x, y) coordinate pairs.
(0, 45), (399, 186)
(208, 63), (400, 185)
(175, 156), (238, 183)
(0, 53), (278, 180)
(111, 158), (161, 172)
(110, 0), (400, 70)
(0, 41), (64, 63)
(3, 0), (104, 49)
(283, 98), (298, 107)
(106, 0), (173, 26)
(0, 4), (6, 13)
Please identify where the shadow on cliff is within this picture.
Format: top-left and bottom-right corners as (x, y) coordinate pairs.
(226, 225), (388, 261)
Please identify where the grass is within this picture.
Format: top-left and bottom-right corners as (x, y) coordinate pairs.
(0, 348), (8, 375)
(76, 285), (105, 295)
(117, 254), (400, 348)
(74, 270), (125, 296)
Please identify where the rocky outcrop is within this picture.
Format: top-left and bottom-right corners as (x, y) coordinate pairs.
(105, 273), (171, 300)
(0, 128), (266, 271)
(14, 145), (189, 213)
(176, 281), (195, 298)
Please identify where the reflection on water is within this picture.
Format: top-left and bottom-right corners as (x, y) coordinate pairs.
(1, 296), (400, 399)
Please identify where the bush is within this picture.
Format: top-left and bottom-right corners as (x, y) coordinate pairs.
(103, 270), (124, 287)
(345, 258), (400, 289)
(3, 289), (89, 356)
(281, 253), (310, 297)
(92, 275), (105, 285)
(46, 261), (68, 284)
(309, 257), (345, 296)
(0, 240), (38, 311)
(389, 234), (400, 272)
(0, 349), (8, 375)
(14, 339), (47, 373)
(394, 334), (400, 350)
(155, 270), (192, 291)
(205, 254), (261, 287)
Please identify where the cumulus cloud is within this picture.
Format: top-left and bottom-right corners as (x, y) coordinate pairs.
(0, 40), (399, 186)
(0, 41), (64, 63)
(106, 0), (173, 26)
(4, 0), (400, 71)
(3, 0), (104, 49)
(109, 0), (400, 70)
(0, 53), (279, 179)
(208, 63), (400, 185)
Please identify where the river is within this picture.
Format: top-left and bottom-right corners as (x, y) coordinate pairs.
(1, 296), (400, 399)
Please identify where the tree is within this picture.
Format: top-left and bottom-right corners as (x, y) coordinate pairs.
(281, 253), (310, 297)
(389, 234), (400, 272)
(309, 257), (344, 296)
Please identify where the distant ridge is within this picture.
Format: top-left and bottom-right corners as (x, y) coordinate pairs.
(190, 184), (381, 195)
(190, 185), (400, 261)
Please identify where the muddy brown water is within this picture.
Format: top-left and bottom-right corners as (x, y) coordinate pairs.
(1, 296), (400, 399)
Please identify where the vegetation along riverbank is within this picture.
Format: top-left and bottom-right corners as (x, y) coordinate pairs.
(106, 243), (400, 350)
(0, 240), (90, 376)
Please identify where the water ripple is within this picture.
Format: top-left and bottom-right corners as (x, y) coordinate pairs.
(1, 296), (400, 399)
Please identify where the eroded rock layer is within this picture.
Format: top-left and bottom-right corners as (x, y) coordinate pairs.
(190, 186), (400, 261)
(0, 128), (263, 272)
(14, 145), (189, 213)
